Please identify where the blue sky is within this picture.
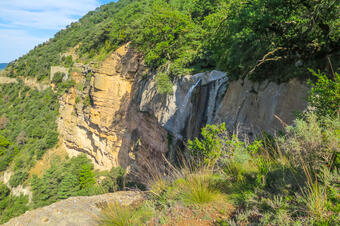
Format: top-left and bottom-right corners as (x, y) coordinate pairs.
(0, 0), (116, 63)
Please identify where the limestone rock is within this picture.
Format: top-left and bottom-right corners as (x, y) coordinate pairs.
(214, 78), (308, 137)
(56, 43), (308, 174)
(4, 191), (144, 226)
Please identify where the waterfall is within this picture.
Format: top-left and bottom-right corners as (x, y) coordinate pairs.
(206, 76), (228, 124)
(171, 79), (201, 140)
(180, 79), (201, 114)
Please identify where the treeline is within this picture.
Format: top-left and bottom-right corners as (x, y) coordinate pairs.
(6, 0), (339, 85)
(0, 153), (125, 224)
(0, 82), (59, 174)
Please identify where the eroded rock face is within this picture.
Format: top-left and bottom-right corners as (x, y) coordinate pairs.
(214, 79), (308, 138)
(59, 44), (143, 170)
(57, 43), (308, 172)
(4, 191), (144, 226)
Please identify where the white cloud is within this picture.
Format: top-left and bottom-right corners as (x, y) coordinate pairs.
(0, 0), (100, 29)
(0, 0), (102, 62)
(0, 29), (48, 62)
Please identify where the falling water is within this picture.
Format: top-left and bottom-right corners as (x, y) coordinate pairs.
(179, 79), (201, 114)
(171, 79), (201, 140)
(206, 76), (228, 124)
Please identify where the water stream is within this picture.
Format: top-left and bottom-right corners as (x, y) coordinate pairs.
(179, 79), (201, 114)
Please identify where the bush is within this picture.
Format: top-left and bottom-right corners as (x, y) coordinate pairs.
(307, 69), (340, 118)
(31, 155), (99, 208)
(188, 123), (227, 165)
(52, 72), (65, 84)
(9, 171), (29, 188)
(0, 184), (10, 201)
(155, 73), (173, 94)
(99, 202), (154, 226)
(280, 114), (339, 172)
(101, 167), (125, 193)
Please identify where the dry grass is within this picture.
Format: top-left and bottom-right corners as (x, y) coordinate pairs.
(98, 201), (154, 226)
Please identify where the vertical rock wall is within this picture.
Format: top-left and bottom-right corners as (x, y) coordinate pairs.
(57, 44), (308, 173)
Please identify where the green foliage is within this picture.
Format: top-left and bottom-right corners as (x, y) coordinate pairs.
(99, 202), (154, 226)
(188, 123), (226, 165)
(6, 0), (338, 89)
(155, 73), (173, 94)
(0, 184), (10, 201)
(205, 0), (340, 81)
(101, 167), (125, 193)
(52, 72), (64, 84)
(79, 165), (96, 189)
(9, 170), (29, 188)
(175, 173), (220, 205)
(30, 155), (98, 208)
(281, 113), (339, 172)
(62, 56), (74, 68)
(0, 193), (28, 224)
(308, 69), (340, 118)
(133, 1), (200, 76)
(0, 83), (59, 175)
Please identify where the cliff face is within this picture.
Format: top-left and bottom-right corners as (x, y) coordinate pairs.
(57, 44), (308, 172)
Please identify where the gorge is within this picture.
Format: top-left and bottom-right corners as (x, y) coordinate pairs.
(0, 0), (338, 224)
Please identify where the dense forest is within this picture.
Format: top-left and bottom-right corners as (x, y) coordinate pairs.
(6, 0), (339, 84)
(0, 0), (339, 224)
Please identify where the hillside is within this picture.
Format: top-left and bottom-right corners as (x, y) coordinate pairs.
(0, 0), (339, 225)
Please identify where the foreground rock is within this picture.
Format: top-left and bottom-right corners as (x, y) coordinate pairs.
(4, 191), (144, 226)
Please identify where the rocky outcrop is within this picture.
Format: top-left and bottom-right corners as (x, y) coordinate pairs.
(58, 43), (168, 173)
(50, 66), (69, 81)
(4, 191), (144, 226)
(214, 79), (309, 137)
(56, 43), (308, 173)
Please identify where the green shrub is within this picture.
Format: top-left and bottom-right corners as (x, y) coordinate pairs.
(0, 184), (10, 201)
(155, 73), (173, 94)
(9, 171), (29, 188)
(188, 123), (227, 165)
(31, 154), (99, 208)
(308, 69), (340, 118)
(99, 202), (154, 226)
(0, 194), (29, 224)
(52, 72), (65, 84)
(280, 114), (339, 171)
(101, 167), (125, 193)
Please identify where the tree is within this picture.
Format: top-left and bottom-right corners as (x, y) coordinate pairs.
(79, 165), (95, 189)
(58, 172), (79, 199)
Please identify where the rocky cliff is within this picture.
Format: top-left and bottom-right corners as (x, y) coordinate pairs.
(57, 43), (308, 173)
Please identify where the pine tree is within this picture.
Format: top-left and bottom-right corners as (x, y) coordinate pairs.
(79, 165), (95, 189)
(58, 172), (79, 199)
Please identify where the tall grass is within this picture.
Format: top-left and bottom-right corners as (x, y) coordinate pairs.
(98, 202), (154, 226)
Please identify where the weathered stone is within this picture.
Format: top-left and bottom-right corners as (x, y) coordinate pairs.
(214, 78), (308, 137)
(57, 43), (308, 173)
(50, 66), (69, 81)
(3, 191), (144, 226)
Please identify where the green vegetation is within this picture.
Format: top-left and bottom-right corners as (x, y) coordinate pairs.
(30, 154), (126, 208)
(6, 0), (338, 84)
(0, 83), (59, 173)
(0, 183), (28, 224)
(30, 155), (97, 208)
(0, 0), (338, 224)
(99, 72), (339, 225)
